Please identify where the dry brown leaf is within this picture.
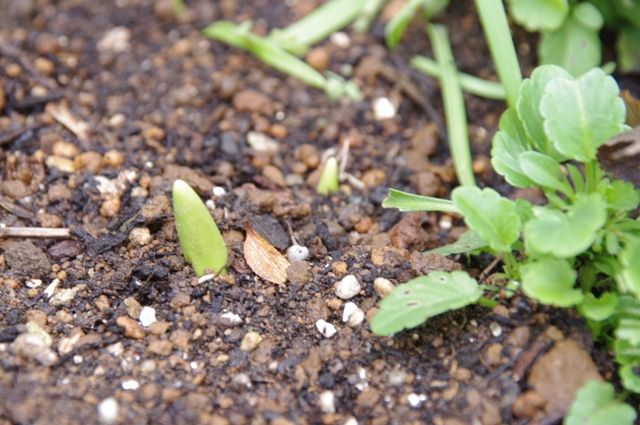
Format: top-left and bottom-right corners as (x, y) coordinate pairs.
(622, 90), (640, 127)
(244, 222), (290, 285)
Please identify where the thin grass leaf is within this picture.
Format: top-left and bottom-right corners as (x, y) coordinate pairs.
(411, 56), (506, 100)
(271, 0), (367, 54)
(382, 188), (460, 213)
(385, 0), (425, 49)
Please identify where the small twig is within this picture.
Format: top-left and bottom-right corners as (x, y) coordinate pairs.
(478, 254), (503, 282)
(0, 124), (43, 146)
(52, 334), (120, 369)
(0, 226), (71, 239)
(512, 336), (553, 381)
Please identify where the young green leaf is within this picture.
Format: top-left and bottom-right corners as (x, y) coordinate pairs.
(620, 364), (640, 394)
(382, 188), (460, 213)
(618, 240), (640, 297)
(518, 151), (567, 192)
(538, 3), (603, 77)
(600, 179), (640, 212)
(452, 186), (521, 252)
(385, 0), (426, 50)
(524, 193), (607, 258)
(269, 0), (367, 55)
(564, 381), (637, 425)
(429, 231), (487, 256)
(541, 68), (626, 162)
(508, 0), (569, 32)
(316, 157), (340, 195)
(521, 258), (582, 306)
(516, 65), (572, 160)
(172, 179), (228, 276)
(617, 318), (640, 347)
(370, 271), (482, 336)
(578, 292), (619, 321)
(491, 113), (536, 188)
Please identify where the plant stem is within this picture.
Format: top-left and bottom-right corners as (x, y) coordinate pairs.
(427, 23), (476, 187)
(477, 296), (498, 308)
(0, 227), (71, 238)
(411, 56), (507, 100)
(473, 0), (522, 107)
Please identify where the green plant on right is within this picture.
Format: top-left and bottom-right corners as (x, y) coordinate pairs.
(372, 64), (640, 415)
(507, 0), (640, 75)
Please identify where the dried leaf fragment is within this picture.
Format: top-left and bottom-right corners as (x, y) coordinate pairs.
(45, 102), (90, 143)
(244, 222), (290, 284)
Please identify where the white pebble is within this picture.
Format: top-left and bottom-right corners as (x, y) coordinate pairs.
(139, 306), (157, 327)
(121, 379), (140, 390)
(198, 273), (215, 284)
(26, 279), (42, 288)
(220, 311), (242, 326)
(373, 277), (394, 298)
(490, 322), (502, 337)
(205, 199), (215, 211)
(407, 393), (427, 408)
(240, 331), (263, 352)
(319, 390), (336, 413)
(129, 227), (151, 246)
(342, 302), (365, 327)
(212, 186), (227, 197)
(331, 31), (351, 49)
(97, 27), (130, 53)
(315, 319), (337, 339)
(344, 417), (358, 425)
(373, 97), (396, 120)
(287, 244), (309, 262)
(97, 397), (119, 424)
(247, 131), (279, 153)
(44, 279), (60, 298)
(94, 176), (119, 195)
(335, 275), (361, 300)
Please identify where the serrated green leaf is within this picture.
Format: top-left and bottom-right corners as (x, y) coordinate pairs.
(525, 193), (607, 258)
(452, 187), (521, 252)
(521, 258), (582, 306)
(382, 188), (460, 213)
(600, 179), (640, 212)
(579, 292), (619, 321)
(429, 231), (487, 256)
(538, 3), (603, 77)
(618, 240), (640, 297)
(564, 381), (637, 425)
(516, 65), (572, 160)
(172, 179), (228, 276)
(518, 151), (566, 191)
(508, 0), (568, 32)
(620, 364), (640, 394)
(370, 271), (481, 335)
(541, 68), (626, 161)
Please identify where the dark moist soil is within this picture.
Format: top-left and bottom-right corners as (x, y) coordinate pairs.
(0, 1), (634, 424)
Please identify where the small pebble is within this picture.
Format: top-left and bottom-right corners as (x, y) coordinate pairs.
(212, 186), (226, 197)
(373, 277), (394, 298)
(26, 279), (42, 288)
(407, 393), (427, 408)
(97, 397), (119, 424)
(318, 390), (336, 413)
(231, 373), (252, 389)
(129, 227), (152, 246)
(247, 131), (279, 153)
(139, 306), (157, 327)
(121, 379), (140, 390)
(344, 418), (358, 425)
(12, 333), (58, 366)
(315, 319), (337, 339)
(335, 275), (361, 300)
(220, 311), (242, 326)
(287, 244), (309, 262)
(342, 302), (365, 327)
(330, 32), (350, 48)
(489, 322), (502, 337)
(240, 331), (262, 352)
(373, 97), (396, 120)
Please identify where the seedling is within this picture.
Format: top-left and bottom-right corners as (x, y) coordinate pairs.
(172, 179), (228, 276)
(316, 157), (340, 195)
(202, 0), (366, 101)
(374, 65), (640, 407)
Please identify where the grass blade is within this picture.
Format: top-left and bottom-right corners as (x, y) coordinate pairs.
(427, 23), (476, 186)
(411, 55), (506, 100)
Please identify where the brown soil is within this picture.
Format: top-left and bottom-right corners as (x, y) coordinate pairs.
(0, 1), (632, 424)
